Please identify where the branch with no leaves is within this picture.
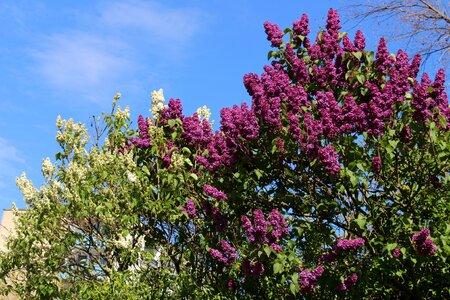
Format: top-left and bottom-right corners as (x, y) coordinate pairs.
(346, 0), (450, 65)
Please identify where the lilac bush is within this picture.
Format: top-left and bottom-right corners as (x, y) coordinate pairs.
(2, 8), (450, 300)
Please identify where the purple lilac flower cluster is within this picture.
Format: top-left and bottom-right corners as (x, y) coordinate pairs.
(412, 70), (450, 128)
(293, 14), (309, 38)
(400, 125), (411, 144)
(209, 240), (238, 267)
(342, 30), (366, 52)
(130, 115), (151, 149)
(263, 21), (283, 47)
(160, 98), (184, 125)
(194, 103), (260, 172)
(298, 266), (324, 293)
(220, 103), (260, 149)
(182, 113), (213, 149)
(392, 248), (402, 258)
(319, 237), (365, 263)
(242, 259), (265, 277)
(162, 141), (175, 168)
(203, 202), (228, 232)
(412, 228), (437, 256)
(337, 273), (358, 292)
(317, 145), (341, 177)
(203, 185), (228, 202)
(241, 209), (289, 252)
(336, 237), (365, 252)
(371, 156), (382, 175)
(182, 199), (196, 218)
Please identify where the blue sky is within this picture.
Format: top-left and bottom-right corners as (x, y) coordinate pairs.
(0, 0), (445, 209)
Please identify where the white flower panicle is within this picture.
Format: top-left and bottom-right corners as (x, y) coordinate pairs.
(16, 173), (37, 202)
(42, 157), (54, 177)
(116, 234), (134, 249)
(171, 153), (185, 170)
(126, 170), (137, 183)
(151, 88), (166, 119)
(196, 105), (211, 121)
(115, 106), (130, 122)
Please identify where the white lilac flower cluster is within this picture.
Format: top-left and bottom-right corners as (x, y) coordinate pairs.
(151, 88), (166, 120)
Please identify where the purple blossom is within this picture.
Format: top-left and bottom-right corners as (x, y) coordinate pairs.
(354, 30), (366, 51)
(182, 113), (213, 149)
(335, 237), (365, 252)
(339, 273), (358, 292)
(268, 209), (289, 240)
(342, 35), (356, 52)
(410, 54), (421, 78)
(195, 130), (237, 172)
(293, 13), (310, 37)
(226, 279), (235, 290)
(252, 209), (269, 244)
(326, 9), (342, 33)
(285, 43), (310, 84)
(274, 137), (286, 154)
(209, 249), (226, 264)
(299, 266), (325, 293)
(372, 156), (382, 175)
(130, 115), (151, 149)
(340, 94), (366, 133)
(318, 145), (341, 177)
(392, 248), (402, 258)
(400, 125), (411, 144)
(270, 243), (282, 253)
(221, 240), (238, 265)
(264, 21), (283, 47)
(246, 65), (291, 129)
(209, 240), (238, 267)
(203, 202), (228, 232)
(301, 113), (323, 157)
(162, 141), (175, 168)
(242, 259), (265, 277)
(337, 282), (347, 292)
(318, 252), (337, 263)
(412, 228), (437, 256)
(288, 113), (302, 141)
(182, 199), (196, 218)
(241, 209), (288, 247)
(364, 82), (394, 136)
(160, 98), (184, 125)
(316, 91), (341, 138)
(375, 38), (393, 75)
(203, 185), (228, 202)
(220, 103), (260, 148)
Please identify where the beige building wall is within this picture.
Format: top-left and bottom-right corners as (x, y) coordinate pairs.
(0, 209), (22, 300)
(0, 209), (21, 252)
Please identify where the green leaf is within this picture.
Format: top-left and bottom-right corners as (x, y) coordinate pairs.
(289, 282), (299, 295)
(254, 169), (263, 180)
(273, 262), (283, 274)
(181, 147), (191, 155)
(142, 165), (150, 176)
(354, 51), (362, 60)
(386, 243), (397, 252)
(356, 74), (365, 85)
(354, 215), (367, 230)
(184, 158), (193, 167)
(389, 140), (399, 149)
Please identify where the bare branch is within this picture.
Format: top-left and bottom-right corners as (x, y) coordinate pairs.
(345, 0), (450, 66)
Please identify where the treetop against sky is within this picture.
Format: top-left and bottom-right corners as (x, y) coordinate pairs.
(0, 0), (447, 211)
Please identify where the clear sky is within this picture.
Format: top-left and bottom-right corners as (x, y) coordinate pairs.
(0, 0), (445, 209)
